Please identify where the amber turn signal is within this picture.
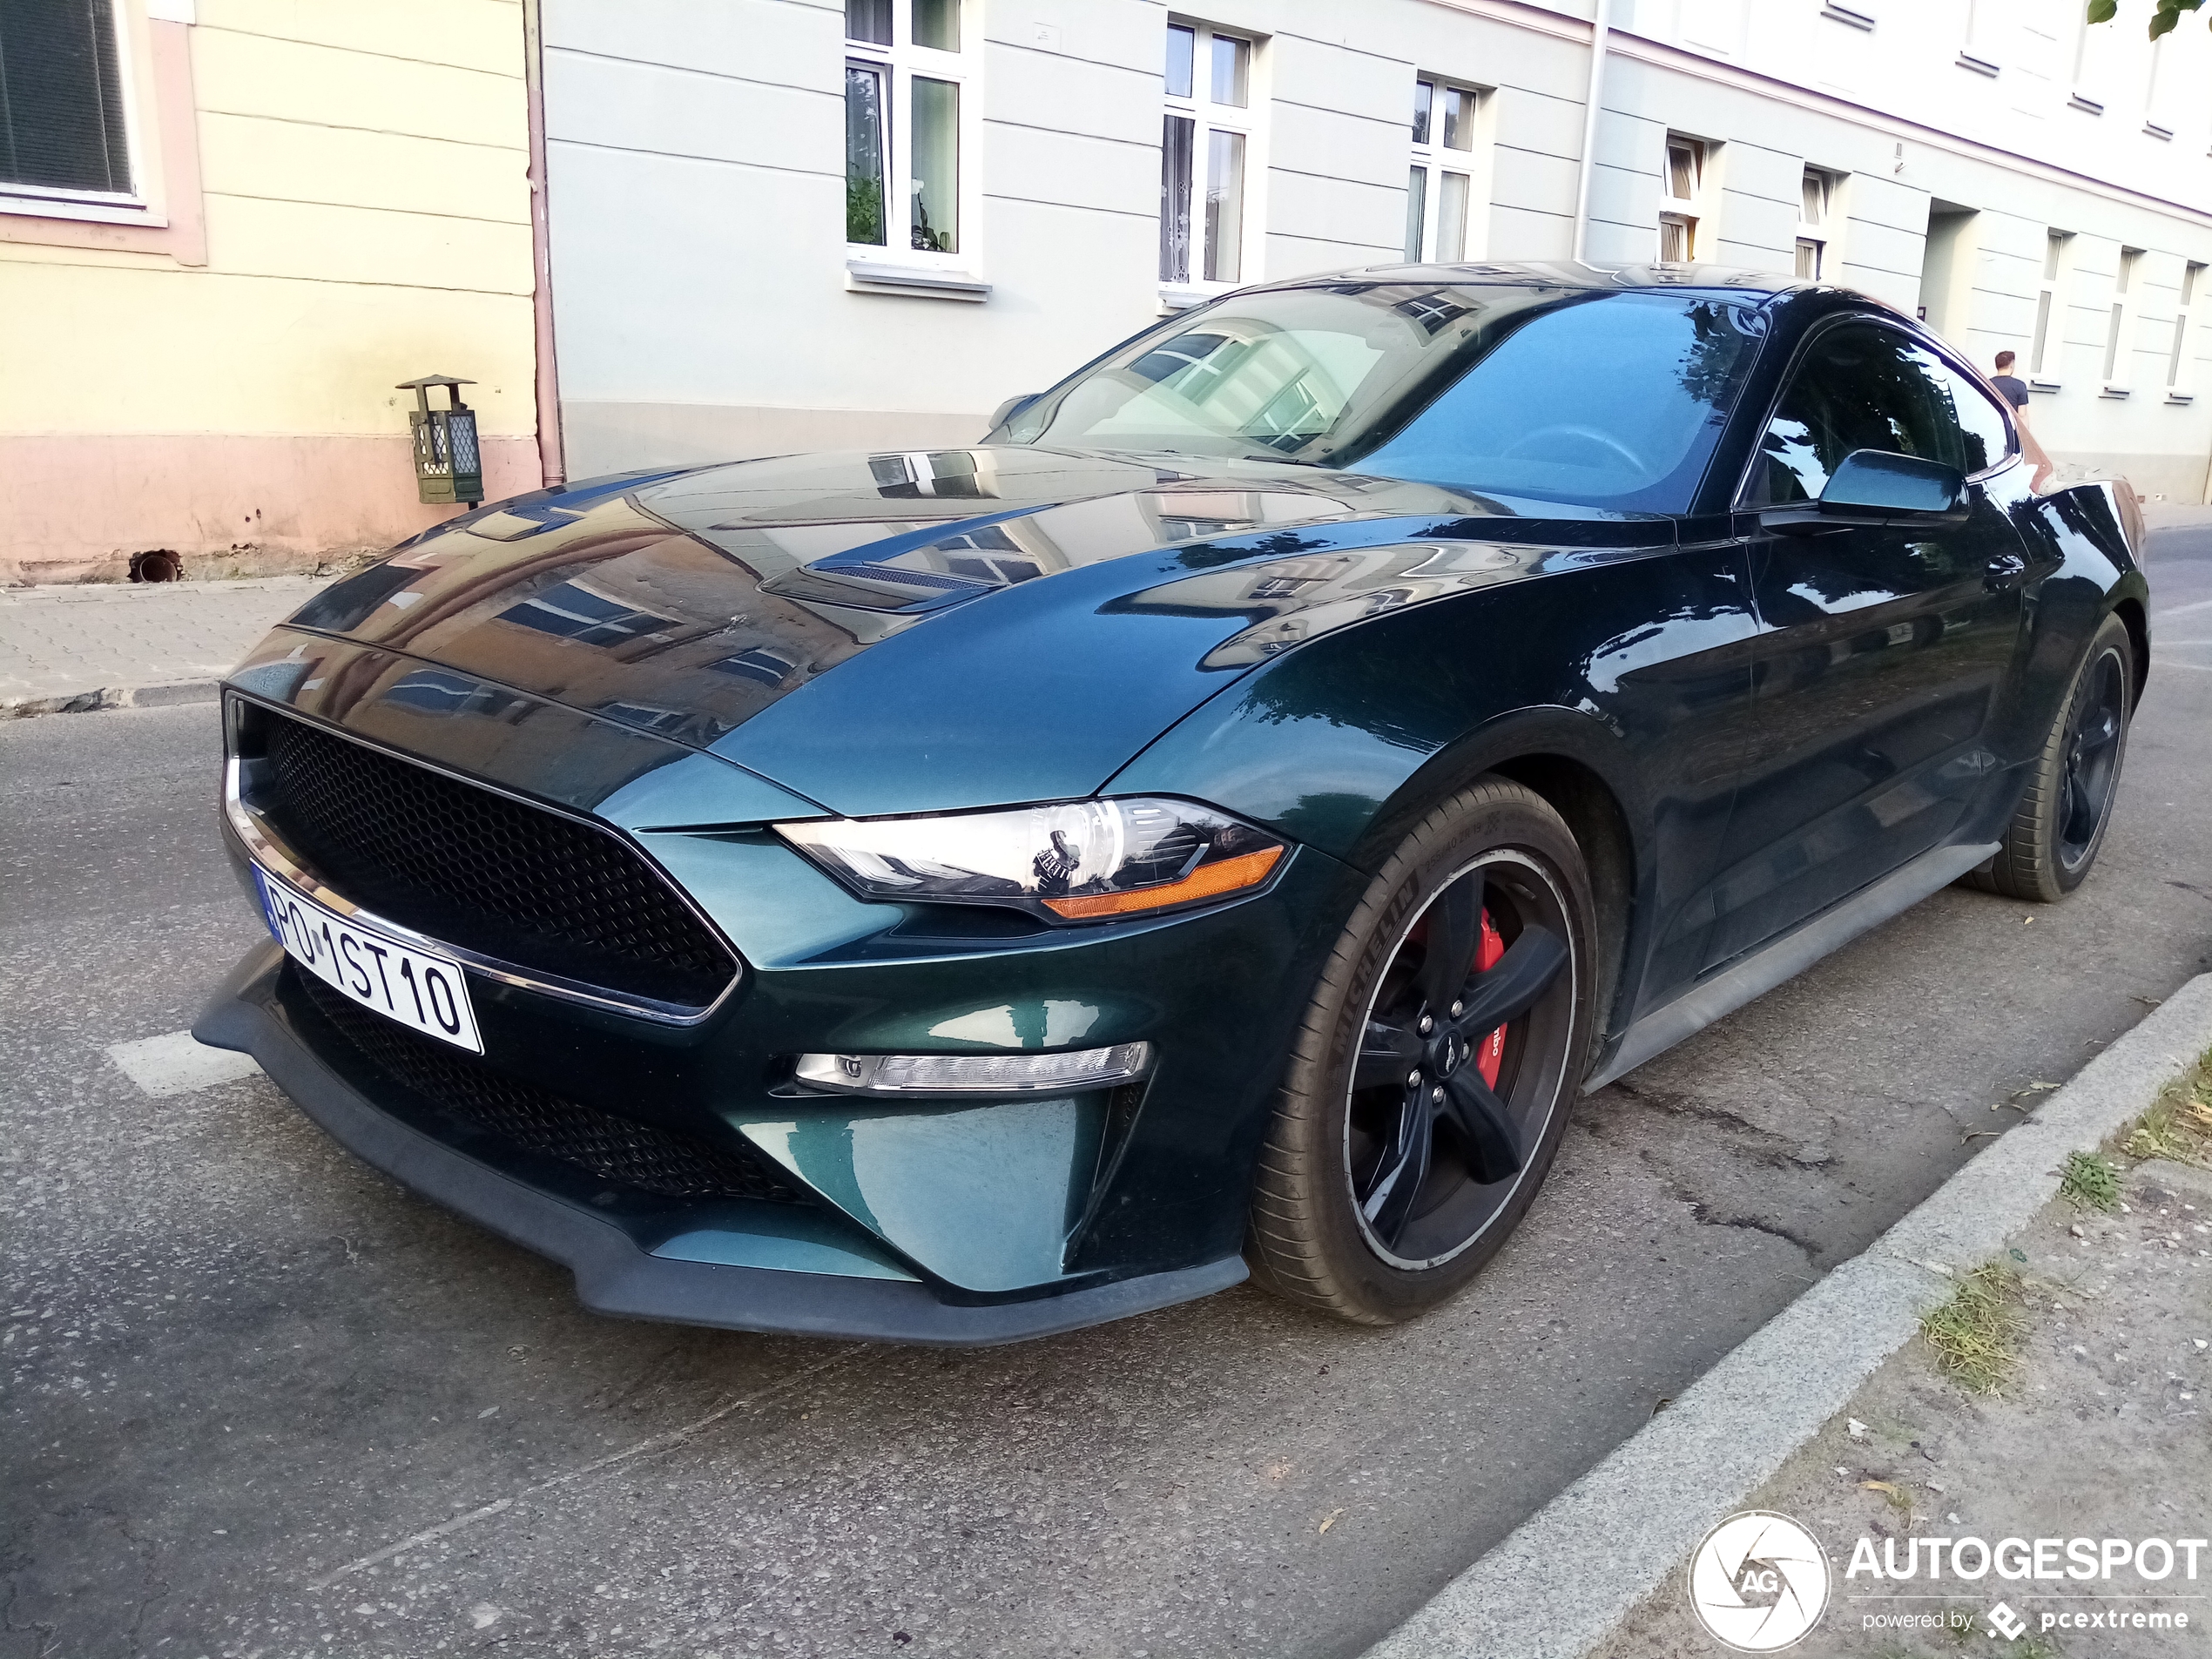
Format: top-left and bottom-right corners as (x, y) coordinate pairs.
(1042, 845), (1285, 920)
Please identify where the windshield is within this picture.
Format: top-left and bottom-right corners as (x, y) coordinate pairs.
(998, 283), (1764, 513)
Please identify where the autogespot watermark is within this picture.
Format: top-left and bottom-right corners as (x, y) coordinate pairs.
(1688, 1512), (2209, 1649)
(1689, 1512), (1832, 1651)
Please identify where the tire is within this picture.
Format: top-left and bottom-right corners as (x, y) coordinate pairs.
(1247, 776), (1597, 1325)
(1967, 612), (2134, 904)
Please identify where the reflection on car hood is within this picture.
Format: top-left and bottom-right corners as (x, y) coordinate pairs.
(280, 446), (1669, 815)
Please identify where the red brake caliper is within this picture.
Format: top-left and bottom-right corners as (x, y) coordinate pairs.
(1475, 910), (1507, 1087)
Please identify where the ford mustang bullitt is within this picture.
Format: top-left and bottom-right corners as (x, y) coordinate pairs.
(197, 262), (2148, 1343)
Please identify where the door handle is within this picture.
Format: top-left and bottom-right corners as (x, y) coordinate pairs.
(1983, 552), (2028, 590)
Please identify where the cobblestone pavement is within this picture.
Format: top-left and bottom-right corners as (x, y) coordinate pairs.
(0, 577), (333, 710)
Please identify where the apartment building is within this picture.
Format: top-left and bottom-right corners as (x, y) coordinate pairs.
(540, 0), (2212, 500)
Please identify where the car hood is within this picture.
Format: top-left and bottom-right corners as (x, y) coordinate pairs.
(278, 446), (1670, 818)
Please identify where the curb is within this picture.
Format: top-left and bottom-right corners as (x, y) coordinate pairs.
(2, 680), (220, 718)
(1363, 972), (2212, 1659)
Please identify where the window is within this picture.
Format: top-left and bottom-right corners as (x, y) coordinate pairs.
(2031, 230), (2074, 381)
(1162, 20), (1255, 289)
(1406, 78), (1479, 264)
(1, 0), (133, 204)
(1000, 284), (1764, 514)
(1796, 168), (1836, 280)
(2104, 246), (2141, 388)
(846, 0), (967, 257)
(498, 582), (676, 649)
(1748, 324), (1997, 505)
(2171, 261), (2203, 395)
(1659, 134), (1707, 262)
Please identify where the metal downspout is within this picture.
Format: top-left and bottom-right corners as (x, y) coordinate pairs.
(523, 0), (566, 489)
(1571, 0), (1614, 266)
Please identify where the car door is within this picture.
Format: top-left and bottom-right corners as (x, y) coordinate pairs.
(1703, 317), (2033, 967)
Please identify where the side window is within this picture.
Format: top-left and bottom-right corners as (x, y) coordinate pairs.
(1924, 357), (2014, 475)
(1749, 323), (1972, 504)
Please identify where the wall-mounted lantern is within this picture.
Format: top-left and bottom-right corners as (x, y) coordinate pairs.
(397, 374), (483, 505)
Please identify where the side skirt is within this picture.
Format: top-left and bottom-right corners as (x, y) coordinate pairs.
(1583, 840), (2000, 1092)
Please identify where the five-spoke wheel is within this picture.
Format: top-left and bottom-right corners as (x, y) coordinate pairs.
(1248, 777), (1595, 1323)
(1969, 612), (2134, 903)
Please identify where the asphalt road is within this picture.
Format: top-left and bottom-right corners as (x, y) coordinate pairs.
(6, 523), (2210, 1659)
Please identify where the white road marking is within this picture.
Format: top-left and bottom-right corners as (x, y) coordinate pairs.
(106, 1030), (262, 1096)
(2151, 596), (2212, 622)
(306, 1348), (867, 1591)
(2152, 658), (2212, 671)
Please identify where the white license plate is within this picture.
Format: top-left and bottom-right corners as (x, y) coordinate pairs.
(254, 866), (484, 1054)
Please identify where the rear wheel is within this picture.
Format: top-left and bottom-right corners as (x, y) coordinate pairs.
(1968, 613), (2134, 903)
(1248, 778), (1595, 1324)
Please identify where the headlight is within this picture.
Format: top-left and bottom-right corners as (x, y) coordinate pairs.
(776, 797), (1286, 922)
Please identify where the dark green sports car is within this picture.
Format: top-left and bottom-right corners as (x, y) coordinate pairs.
(198, 263), (2148, 1342)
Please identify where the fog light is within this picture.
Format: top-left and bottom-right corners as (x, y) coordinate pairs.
(792, 1042), (1151, 1096)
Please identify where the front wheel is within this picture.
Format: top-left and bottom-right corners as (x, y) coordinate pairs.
(1968, 612), (2134, 903)
(1247, 778), (1596, 1325)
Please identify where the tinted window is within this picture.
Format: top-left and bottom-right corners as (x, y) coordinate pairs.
(1001, 285), (1764, 513)
(1750, 322), (1977, 505)
(1927, 357), (2015, 475)
(1358, 295), (1762, 510)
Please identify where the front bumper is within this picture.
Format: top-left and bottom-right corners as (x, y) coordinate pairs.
(195, 944), (1247, 1345)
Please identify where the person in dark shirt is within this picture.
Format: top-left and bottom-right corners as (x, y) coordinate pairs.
(1991, 349), (2053, 491)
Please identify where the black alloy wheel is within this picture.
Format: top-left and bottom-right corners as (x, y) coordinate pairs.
(1346, 853), (1575, 1266)
(1968, 612), (2134, 903)
(1248, 777), (1596, 1324)
(2056, 644), (2127, 873)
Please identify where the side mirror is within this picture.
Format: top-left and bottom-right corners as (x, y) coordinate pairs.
(986, 393), (1041, 433)
(1815, 448), (1967, 522)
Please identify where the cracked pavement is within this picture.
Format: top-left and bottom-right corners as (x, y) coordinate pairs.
(2, 522), (2209, 1657)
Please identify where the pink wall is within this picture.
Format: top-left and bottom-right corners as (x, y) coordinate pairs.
(1, 434), (542, 585)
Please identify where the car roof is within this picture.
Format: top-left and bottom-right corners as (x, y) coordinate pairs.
(1253, 258), (1844, 306)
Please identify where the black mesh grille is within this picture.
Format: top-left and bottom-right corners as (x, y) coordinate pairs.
(293, 971), (802, 1204)
(255, 712), (736, 1008)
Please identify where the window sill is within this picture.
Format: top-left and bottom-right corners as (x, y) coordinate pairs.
(2144, 122), (2174, 141)
(2100, 384), (2132, 399)
(1157, 284), (1221, 313)
(2068, 93), (2106, 114)
(1821, 3), (1875, 29)
(845, 260), (990, 301)
(2168, 391), (2195, 405)
(2028, 378), (2062, 392)
(0, 193), (166, 229)
(1954, 51), (2000, 77)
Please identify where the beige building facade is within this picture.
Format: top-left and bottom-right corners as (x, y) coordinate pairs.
(0, 0), (543, 584)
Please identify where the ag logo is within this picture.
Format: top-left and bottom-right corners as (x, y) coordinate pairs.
(1687, 1511), (1831, 1651)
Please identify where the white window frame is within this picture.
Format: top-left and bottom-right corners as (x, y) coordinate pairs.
(2102, 245), (2142, 395)
(843, 0), (984, 296)
(1658, 133), (1709, 263)
(2030, 228), (2074, 388)
(1405, 75), (1488, 266)
(1160, 17), (1261, 307)
(2169, 260), (2203, 401)
(1795, 166), (1839, 280)
(0, 0), (157, 226)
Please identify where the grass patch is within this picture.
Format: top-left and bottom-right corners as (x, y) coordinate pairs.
(1919, 1262), (2026, 1395)
(2122, 1046), (2212, 1167)
(2059, 1150), (2121, 1211)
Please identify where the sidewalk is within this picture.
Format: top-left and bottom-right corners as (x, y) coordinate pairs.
(1594, 1152), (2212, 1659)
(0, 575), (333, 715)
